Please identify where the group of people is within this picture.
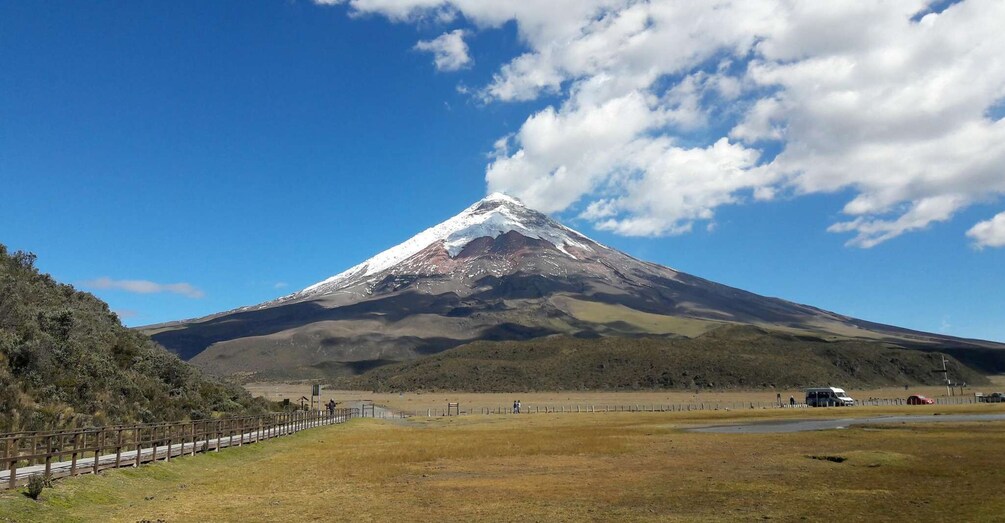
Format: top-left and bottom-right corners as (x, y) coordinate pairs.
(512, 399), (522, 414)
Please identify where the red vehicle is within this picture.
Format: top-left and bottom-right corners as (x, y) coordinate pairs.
(907, 395), (935, 405)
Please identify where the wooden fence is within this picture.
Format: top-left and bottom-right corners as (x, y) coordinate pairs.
(1, 408), (356, 489)
(411, 402), (797, 416)
(380, 394), (989, 417)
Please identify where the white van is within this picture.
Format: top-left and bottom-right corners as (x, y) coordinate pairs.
(805, 387), (855, 407)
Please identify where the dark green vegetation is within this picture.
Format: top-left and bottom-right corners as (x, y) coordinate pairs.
(24, 474), (48, 500)
(334, 325), (988, 392)
(0, 245), (267, 432)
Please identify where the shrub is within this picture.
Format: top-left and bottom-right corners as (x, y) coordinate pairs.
(25, 474), (45, 500)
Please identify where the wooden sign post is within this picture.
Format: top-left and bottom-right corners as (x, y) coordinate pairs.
(311, 384), (322, 412)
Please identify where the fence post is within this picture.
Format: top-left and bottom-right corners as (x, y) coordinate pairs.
(44, 435), (53, 479)
(114, 428), (123, 469)
(6, 436), (17, 489)
(166, 425), (173, 462)
(134, 427), (142, 467)
(152, 426), (160, 462)
(70, 432), (79, 477)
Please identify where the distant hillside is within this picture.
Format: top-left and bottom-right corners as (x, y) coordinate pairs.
(332, 326), (989, 392)
(0, 245), (267, 432)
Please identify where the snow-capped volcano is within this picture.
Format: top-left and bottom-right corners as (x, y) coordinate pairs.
(291, 192), (599, 301)
(145, 193), (999, 379)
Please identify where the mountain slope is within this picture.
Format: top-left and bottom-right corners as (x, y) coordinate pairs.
(0, 245), (265, 432)
(144, 194), (1005, 380)
(334, 326), (990, 392)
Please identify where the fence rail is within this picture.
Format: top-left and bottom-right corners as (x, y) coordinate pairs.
(375, 394), (989, 418)
(1, 408), (357, 490)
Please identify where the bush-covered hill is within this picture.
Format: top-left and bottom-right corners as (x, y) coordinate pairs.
(0, 245), (267, 432)
(335, 326), (989, 392)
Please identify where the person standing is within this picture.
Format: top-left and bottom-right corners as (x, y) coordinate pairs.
(513, 400), (518, 414)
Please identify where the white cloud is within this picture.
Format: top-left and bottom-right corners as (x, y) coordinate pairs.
(967, 211), (1005, 248)
(112, 309), (138, 319)
(319, 0), (1005, 247)
(83, 277), (205, 299)
(316, 0), (457, 23)
(414, 29), (472, 71)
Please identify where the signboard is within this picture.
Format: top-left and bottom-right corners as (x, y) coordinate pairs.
(312, 384), (321, 396)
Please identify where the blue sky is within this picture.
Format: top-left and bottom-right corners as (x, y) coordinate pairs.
(2, 1), (1003, 342)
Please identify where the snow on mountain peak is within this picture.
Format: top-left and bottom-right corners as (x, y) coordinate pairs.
(481, 192), (525, 206)
(295, 193), (597, 297)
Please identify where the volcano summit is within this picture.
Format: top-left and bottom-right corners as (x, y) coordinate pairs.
(144, 194), (1002, 382)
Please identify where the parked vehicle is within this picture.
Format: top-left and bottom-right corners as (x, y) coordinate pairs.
(907, 394), (934, 405)
(805, 387), (855, 407)
(979, 392), (1005, 403)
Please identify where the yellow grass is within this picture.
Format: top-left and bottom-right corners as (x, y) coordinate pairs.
(550, 296), (722, 336)
(244, 383), (987, 413)
(4, 404), (1005, 522)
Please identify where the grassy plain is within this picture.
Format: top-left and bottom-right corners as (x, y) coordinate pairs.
(244, 382), (992, 413)
(3, 404), (1005, 522)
